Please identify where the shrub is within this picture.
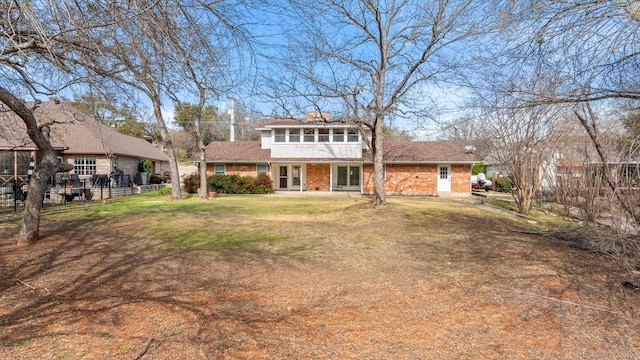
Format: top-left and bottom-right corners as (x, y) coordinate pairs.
(185, 173), (275, 194)
(471, 162), (485, 176)
(138, 159), (153, 173)
(208, 173), (274, 194)
(149, 175), (163, 184)
(494, 176), (514, 192)
(183, 173), (199, 193)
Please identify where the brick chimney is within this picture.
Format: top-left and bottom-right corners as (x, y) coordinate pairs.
(306, 111), (330, 122)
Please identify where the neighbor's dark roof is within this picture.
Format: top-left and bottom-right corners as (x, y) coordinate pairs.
(196, 140), (475, 164)
(0, 101), (168, 162)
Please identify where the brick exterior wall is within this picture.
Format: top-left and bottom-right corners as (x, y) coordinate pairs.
(205, 162), (471, 195)
(62, 155), (162, 179)
(206, 163), (258, 177)
(306, 164), (330, 191)
(363, 163), (471, 196)
(451, 164), (472, 194)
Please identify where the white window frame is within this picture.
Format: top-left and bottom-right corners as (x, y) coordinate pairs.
(256, 164), (268, 174)
(318, 128), (330, 142)
(303, 128), (315, 142)
(347, 129), (359, 142)
(289, 128), (300, 142)
(74, 155), (97, 175)
(214, 164), (226, 174)
(333, 129), (345, 142)
(274, 129), (286, 143)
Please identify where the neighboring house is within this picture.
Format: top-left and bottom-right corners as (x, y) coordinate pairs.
(194, 112), (475, 196)
(0, 100), (169, 188)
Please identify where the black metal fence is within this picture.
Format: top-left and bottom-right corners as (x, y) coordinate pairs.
(0, 174), (165, 213)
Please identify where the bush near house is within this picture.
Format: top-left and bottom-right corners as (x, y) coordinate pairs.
(494, 176), (514, 192)
(150, 175), (163, 184)
(183, 173), (199, 193)
(471, 162), (485, 176)
(183, 173), (275, 194)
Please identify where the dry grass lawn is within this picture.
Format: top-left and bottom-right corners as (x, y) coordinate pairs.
(1, 194), (639, 359)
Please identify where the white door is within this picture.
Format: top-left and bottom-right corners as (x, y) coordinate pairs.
(437, 164), (451, 192)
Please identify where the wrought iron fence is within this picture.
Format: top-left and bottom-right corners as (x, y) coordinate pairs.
(0, 173), (158, 213)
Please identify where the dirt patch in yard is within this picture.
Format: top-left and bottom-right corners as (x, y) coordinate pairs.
(1, 197), (639, 359)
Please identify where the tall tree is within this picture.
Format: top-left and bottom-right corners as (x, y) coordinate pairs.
(164, 1), (249, 200)
(259, 0), (493, 205)
(174, 103), (218, 135)
(492, 2), (640, 218)
(477, 94), (568, 215)
(76, 1), (186, 200)
(67, 92), (150, 138)
(79, 1), (249, 201)
(0, 1), (113, 245)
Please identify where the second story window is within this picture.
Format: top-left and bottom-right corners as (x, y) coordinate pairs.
(333, 129), (344, 142)
(274, 129), (286, 142)
(304, 128), (315, 142)
(318, 128), (330, 142)
(289, 128), (300, 142)
(347, 129), (359, 142)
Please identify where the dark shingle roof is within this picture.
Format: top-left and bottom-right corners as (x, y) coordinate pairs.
(364, 141), (476, 163)
(202, 141), (271, 162)
(197, 140), (475, 164)
(0, 101), (168, 162)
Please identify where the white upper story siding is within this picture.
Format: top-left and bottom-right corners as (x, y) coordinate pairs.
(259, 126), (364, 159)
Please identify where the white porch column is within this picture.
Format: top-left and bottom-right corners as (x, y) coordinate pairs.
(330, 164), (333, 192)
(360, 162), (364, 194)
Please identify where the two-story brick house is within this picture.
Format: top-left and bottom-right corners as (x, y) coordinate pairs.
(197, 113), (475, 196)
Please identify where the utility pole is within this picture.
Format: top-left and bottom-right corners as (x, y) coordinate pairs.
(229, 97), (235, 142)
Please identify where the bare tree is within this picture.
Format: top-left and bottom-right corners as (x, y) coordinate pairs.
(0, 1), (117, 245)
(476, 83), (568, 215)
(164, 3), (248, 200)
(74, 2), (189, 200)
(169, 129), (197, 162)
(77, 1), (250, 201)
(257, 0), (493, 205)
(496, 2), (640, 213)
(481, 2), (640, 269)
(0, 0), (248, 243)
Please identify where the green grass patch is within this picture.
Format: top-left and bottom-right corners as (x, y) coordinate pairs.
(4, 191), (563, 261)
(484, 197), (519, 212)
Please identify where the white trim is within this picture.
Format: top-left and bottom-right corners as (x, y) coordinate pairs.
(214, 164), (226, 174)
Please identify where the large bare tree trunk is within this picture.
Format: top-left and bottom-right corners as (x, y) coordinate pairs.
(372, 117), (386, 205)
(150, 96), (182, 200)
(193, 89), (208, 200)
(0, 87), (72, 245)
